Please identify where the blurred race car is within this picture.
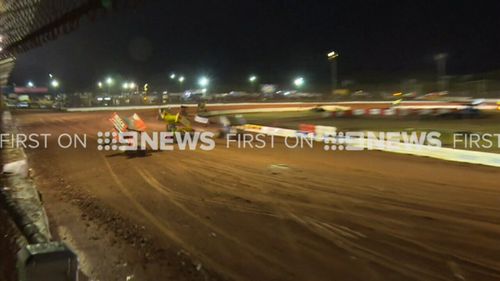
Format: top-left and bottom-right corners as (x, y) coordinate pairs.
(158, 108), (193, 134)
(108, 112), (148, 156)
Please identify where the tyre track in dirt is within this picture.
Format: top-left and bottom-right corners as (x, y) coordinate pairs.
(135, 168), (297, 278)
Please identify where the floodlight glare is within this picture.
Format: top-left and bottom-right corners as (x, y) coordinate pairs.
(294, 77), (304, 87)
(198, 77), (209, 87)
(106, 77), (114, 85)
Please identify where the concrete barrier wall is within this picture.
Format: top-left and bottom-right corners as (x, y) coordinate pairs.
(0, 207), (28, 281)
(2, 111), (51, 239)
(352, 138), (500, 168)
(1, 111), (79, 281)
(236, 124), (500, 168)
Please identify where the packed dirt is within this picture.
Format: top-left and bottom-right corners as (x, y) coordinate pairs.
(12, 109), (500, 281)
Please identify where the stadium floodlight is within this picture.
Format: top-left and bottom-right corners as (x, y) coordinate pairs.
(294, 77), (304, 87)
(327, 51), (339, 60)
(106, 77), (114, 85)
(51, 80), (59, 88)
(198, 76), (209, 87)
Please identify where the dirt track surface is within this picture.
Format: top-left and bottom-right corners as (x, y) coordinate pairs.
(14, 110), (500, 281)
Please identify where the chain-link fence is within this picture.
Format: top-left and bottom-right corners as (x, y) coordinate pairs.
(0, 0), (142, 86)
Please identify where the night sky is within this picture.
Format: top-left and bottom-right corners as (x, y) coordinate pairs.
(9, 0), (500, 92)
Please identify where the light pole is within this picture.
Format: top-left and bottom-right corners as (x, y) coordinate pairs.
(249, 75), (257, 92)
(178, 76), (185, 91)
(97, 81), (103, 92)
(327, 51), (339, 95)
(198, 77), (210, 97)
(122, 82), (129, 95)
(50, 79), (60, 106)
(434, 53), (448, 91)
(129, 82), (136, 94)
(105, 77), (113, 95)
